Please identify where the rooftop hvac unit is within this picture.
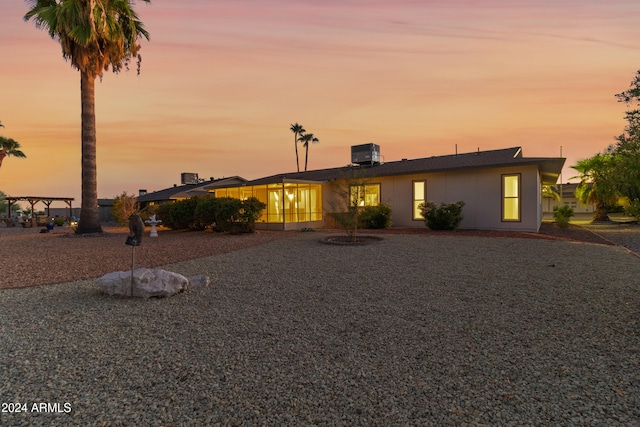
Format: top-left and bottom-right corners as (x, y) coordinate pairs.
(351, 143), (380, 166)
(181, 172), (199, 184)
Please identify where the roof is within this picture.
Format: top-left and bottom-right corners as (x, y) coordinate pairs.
(137, 176), (247, 202)
(246, 147), (565, 186)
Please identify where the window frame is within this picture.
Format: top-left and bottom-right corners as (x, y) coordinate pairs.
(413, 180), (426, 220)
(350, 183), (381, 207)
(502, 173), (521, 222)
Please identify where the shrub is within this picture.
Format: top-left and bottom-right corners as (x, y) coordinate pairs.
(157, 198), (202, 230)
(239, 197), (266, 233)
(112, 191), (138, 226)
(212, 197), (242, 232)
(193, 196), (218, 229)
(552, 205), (574, 228)
(358, 204), (392, 229)
(53, 217), (65, 226)
(419, 201), (465, 230)
(625, 199), (640, 224)
(158, 196), (266, 233)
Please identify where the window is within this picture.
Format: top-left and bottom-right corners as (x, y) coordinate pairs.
(502, 174), (520, 221)
(413, 180), (426, 220)
(350, 184), (380, 207)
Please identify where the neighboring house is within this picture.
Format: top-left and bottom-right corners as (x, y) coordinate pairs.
(543, 183), (594, 214)
(97, 199), (117, 223)
(136, 176), (247, 210)
(205, 146), (565, 233)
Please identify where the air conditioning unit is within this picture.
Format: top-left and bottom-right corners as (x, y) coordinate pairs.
(181, 172), (199, 184)
(351, 143), (380, 166)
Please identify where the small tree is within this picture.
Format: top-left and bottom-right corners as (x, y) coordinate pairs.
(112, 191), (138, 226)
(328, 171), (370, 242)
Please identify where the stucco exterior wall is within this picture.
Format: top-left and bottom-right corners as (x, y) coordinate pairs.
(324, 164), (544, 232)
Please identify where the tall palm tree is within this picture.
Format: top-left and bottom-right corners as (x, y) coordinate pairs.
(0, 137), (27, 169)
(25, 0), (150, 234)
(290, 122), (305, 172)
(298, 133), (319, 172)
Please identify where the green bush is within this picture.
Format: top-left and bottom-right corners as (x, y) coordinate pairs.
(239, 197), (267, 233)
(159, 196), (266, 233)
(552, 205), (574, 228)
(358, 204), (392, 229)
(419, 201), (465, 230)
(112, 191), (137, 226)
(156, 198), (202, 230)
(625, 199), (640, 224)
(53, 217), (65, 226)
(212, 197), (242, 232)
(193, 196), (218, 229)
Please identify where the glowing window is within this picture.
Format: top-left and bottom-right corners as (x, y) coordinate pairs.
(413, 181), (425, 220)
(350, 184), (380, 207)
(502, 174), (520, 221)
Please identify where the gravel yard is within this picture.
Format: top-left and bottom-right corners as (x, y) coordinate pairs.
(1, 227), (639, 426)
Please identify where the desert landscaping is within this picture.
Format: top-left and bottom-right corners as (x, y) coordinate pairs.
(0, 223), (639, 425)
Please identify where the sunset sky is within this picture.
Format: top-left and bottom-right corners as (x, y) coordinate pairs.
(1, 0), (639, 207)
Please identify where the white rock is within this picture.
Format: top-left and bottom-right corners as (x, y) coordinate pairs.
(97, 268), (189, 299)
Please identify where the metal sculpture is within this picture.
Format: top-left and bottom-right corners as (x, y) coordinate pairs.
(125, 213), (145, 296)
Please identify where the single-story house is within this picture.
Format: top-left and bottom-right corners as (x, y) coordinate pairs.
(205, 145), (565, 233)
(543, 182), (594, 214)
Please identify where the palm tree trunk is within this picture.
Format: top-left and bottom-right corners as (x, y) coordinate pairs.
(304, 144), (309, 172)
(294, 135), (300, 173)
(593, 202), (610, 222)
(0, 150), (5, 168)
(77, 71), (103, 234)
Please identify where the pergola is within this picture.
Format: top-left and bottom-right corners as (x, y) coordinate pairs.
(5, 196), (74, 227)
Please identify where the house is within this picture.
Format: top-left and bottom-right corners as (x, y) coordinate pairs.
(543, 182), (594, 214)
(137, 175), (247, 210)
(205, 145), (565, 233)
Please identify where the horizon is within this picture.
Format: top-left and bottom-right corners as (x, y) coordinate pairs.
(1, 0), (639, 209)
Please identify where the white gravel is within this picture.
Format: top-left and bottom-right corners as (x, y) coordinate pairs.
(1, 232), (639, 426)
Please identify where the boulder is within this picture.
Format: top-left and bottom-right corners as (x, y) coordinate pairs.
(97, 268), (189, 299)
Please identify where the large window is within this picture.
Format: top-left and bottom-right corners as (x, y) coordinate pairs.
(413, 180), (426, 220)
(502, 174), (520, 221)
(213, 183), (322, 224)
(350, 184), (380, 207)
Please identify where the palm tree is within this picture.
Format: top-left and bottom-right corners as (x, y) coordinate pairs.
(298, 133), (319, 172)
(25, 0), (150, 234)
(571, 153), (619, 222)
(290, 122), (305, 172)
(0, 136), (27, 169)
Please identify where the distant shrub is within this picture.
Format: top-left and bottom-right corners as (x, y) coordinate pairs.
(239, 197), (267, 233)
(625, 199), (640, 224)
(553, 205), (574, 228)
(53, 217), (65, 226)
(157, 198), (202, 230)
(112, 191), (138, 226)
(212, 197), (242, 232)
(358, 204), (392, 229)
(193, 196), (218, 229)
(159, 196), (265, 233)
(419, 201), (465, 230)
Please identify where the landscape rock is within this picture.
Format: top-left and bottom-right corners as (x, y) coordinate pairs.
(97, 268), (189, 298)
